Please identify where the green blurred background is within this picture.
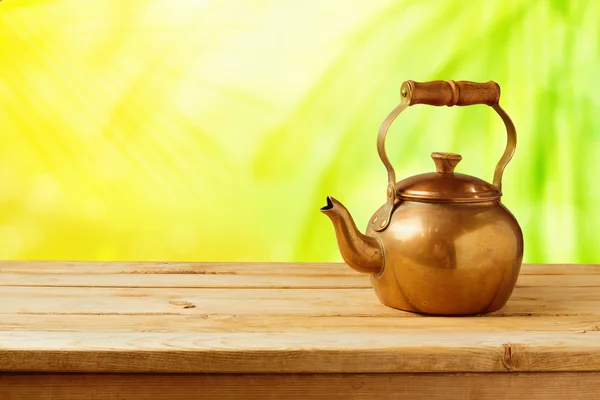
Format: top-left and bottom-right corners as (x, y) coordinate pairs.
(0, 0), (598, 263)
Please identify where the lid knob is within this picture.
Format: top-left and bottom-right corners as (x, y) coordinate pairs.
(431, 152), (462, 174)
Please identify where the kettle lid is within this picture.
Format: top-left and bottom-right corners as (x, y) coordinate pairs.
(395, 152), (501, 202)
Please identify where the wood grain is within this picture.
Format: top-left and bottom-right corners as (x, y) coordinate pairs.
(2, 314), (599, 333)
(2, 372), (600, 400)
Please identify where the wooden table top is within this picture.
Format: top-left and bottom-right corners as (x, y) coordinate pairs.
(1, 261), (600, 374)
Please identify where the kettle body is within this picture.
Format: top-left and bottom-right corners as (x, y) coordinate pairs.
(367, 199), (523, 315)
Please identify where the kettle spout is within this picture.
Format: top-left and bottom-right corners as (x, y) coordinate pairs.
(320, 196), (384, 275)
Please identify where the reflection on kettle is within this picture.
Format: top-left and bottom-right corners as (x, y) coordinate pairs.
(321, 80), (524, 315)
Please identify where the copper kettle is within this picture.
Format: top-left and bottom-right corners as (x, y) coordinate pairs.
(321, 80), (524, 315)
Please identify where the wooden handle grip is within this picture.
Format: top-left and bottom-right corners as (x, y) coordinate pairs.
(404, 80), (500, 106)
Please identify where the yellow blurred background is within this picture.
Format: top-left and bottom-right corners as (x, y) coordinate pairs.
(1, 0), (599, 263)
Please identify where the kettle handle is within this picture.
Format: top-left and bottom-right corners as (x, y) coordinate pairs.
(372, 80), (517, 232)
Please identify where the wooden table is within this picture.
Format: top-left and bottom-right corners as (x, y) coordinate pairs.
(1, 261), (600, 399)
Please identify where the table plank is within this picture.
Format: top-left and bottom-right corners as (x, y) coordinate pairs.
(1, 261), (599, 275)
(2, 331), (600, 373)
(1, 314), (598, 333)
(2, 273), (600, 288)
(2, 372), (600, 400)
(0, 262), (359, 276)
(1, 286), (599, 316)
(0, 272), (371, 288)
